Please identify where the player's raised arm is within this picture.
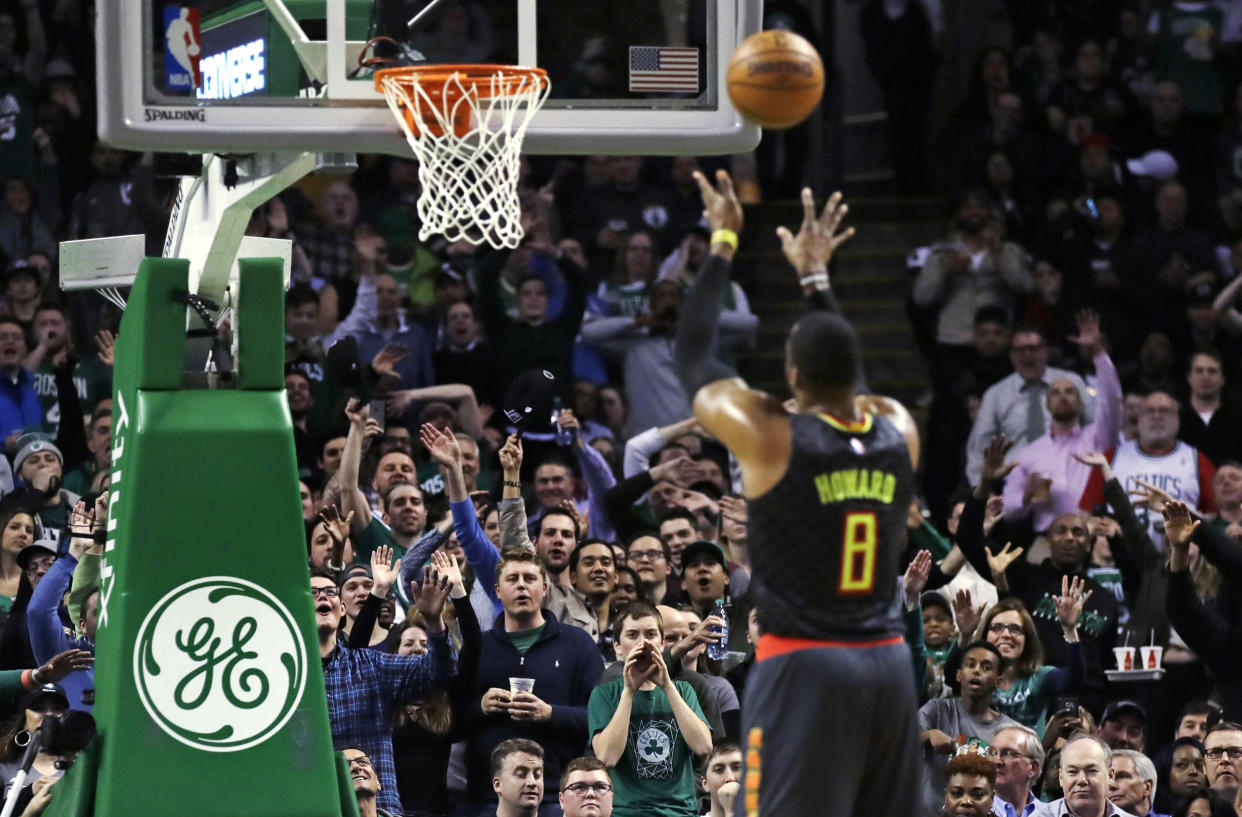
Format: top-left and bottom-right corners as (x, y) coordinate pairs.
(674, 172), (863, 494)
(672, 169), (746, 398)
(672, 171), (784, 472)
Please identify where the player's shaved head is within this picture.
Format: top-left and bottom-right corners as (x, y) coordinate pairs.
(787, 313), (860, 392)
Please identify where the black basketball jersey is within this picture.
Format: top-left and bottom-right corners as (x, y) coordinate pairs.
(747, 411), (914, 641)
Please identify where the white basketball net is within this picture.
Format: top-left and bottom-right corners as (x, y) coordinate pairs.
(378, 68), (550, 249)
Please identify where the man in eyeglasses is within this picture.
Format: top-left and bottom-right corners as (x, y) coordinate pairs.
(312, 565), (455, 817)
(342, 747), (389, 817)
(559, 756), (614, 817)
(1203, 721), (1242, 804)
(992, 725), (1045, 817)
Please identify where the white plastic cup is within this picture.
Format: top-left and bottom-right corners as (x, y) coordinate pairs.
(1113, 647), (1137, 671)
(509, 677), (535, 695)
(1139, 646), (1163, 670)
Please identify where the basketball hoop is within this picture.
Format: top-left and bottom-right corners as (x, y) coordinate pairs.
(374, 65), (550, 249)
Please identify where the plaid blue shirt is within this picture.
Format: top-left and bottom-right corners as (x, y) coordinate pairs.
(323, 633), (455, 816)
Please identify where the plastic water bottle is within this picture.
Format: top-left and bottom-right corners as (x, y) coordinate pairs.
(707, 599), (729, 660)
(551, 397), (573, 447)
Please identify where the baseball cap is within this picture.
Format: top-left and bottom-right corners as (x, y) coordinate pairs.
(680, 540), (727, 574)
(338, 564), (372, 588)
(13, 435), (62, 474)
(3, 260), (36, 283)
(1101, 699), (1147, 726)
(501, 369), (557, 428)
(19, 683), (68, 713)
(1185, 273), (1217, 307)
(920, 590), (953, 619)
(16, 543), (56, 571)
(1126, 150), (1179, 181)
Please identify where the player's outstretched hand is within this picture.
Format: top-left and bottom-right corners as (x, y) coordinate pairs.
(776, 187), (855, 281)
(692, 169), (744, 235)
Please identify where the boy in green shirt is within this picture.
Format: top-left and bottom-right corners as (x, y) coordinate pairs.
(588, 601), (713, 817)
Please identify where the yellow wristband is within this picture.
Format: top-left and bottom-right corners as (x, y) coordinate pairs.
(710, 229), (739, 251)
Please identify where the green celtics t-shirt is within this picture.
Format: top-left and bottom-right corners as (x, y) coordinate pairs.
(354, 516), (405, 565)
(33, 358), (112, 435)
(416, 459), (493, 502)
(992, 665), (1056, 737)
(587, 677), (705, 817)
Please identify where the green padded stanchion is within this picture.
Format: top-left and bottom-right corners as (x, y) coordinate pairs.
(44, 258), (356, 817)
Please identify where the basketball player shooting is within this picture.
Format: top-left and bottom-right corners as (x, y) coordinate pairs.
(673, 170), (920, 817)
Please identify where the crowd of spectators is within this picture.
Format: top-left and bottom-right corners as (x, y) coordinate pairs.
(885, 1), (1242, 816)
(0, 1), (1232, 817)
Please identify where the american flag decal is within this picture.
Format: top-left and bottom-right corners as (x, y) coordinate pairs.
(629, 46), (700, 93)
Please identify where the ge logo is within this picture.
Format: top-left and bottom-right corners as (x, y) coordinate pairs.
(134, 577), (306, 752)
(636, 727), (671, 763)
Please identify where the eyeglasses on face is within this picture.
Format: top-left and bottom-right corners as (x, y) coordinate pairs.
(628, 549), (665, 562)
(563, 782), (613, 796)
(988, 623), (1024, 636)
(312, 586), (341, 599)
(1205, 747), (1242, 761)
(347, 756), (372, 768)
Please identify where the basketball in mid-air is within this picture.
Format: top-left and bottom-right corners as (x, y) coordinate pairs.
(726, 30), (824, 130)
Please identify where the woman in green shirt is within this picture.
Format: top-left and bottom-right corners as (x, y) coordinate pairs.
(965, 587), (1086, 737)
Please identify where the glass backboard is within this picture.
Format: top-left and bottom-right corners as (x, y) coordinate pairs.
(98, 0), (763, 156)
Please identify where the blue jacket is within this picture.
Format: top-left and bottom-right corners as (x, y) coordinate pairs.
(463, 611), (603, 802)
(0, 368), (43, 439)
(351, 317), (434, 391)
(28, 554), (93, 711)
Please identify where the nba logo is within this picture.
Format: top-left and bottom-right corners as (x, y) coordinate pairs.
(164, 7), (202, 92)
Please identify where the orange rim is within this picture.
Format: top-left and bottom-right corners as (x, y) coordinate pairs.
(375, 64), (548, 139)
(373, 64), (548, 100)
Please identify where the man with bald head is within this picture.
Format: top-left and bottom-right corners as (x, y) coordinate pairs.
(1079, 390), (1217, 550)
(1032, 734), (1139, 817)
(959, 449), (1120, 666)
(1002, 309), (1121, 533)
